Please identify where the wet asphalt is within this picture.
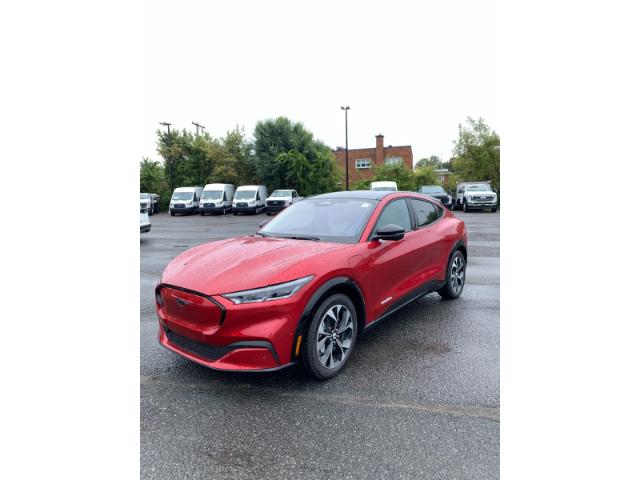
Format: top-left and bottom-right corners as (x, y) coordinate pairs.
(140, 209), (500, 479)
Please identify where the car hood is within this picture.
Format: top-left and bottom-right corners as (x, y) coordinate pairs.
(161, 236), (349, 295)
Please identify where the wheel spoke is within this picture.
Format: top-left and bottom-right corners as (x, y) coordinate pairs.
(319, 340), (332, 366)
(337, 311), (352, 333)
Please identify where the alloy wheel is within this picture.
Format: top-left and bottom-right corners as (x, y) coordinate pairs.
(316, 304), (354, 369)
(450, 255), (465, 295)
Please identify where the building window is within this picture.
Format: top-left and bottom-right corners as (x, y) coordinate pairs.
(355, 158), (371, 169)
(385, 156), (402, 165)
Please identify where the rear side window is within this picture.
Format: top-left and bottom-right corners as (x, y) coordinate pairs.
(410, 199), (439, 227)
(375, 199), (412, 232)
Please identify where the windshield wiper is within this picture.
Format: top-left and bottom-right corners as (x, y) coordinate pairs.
(283, 235), (320, 242)
(255, 231), (271, 238)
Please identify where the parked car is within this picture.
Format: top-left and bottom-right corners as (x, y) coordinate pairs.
(418, 185), (453, 210)
(140, 204), (151, 234)
(140, 192), (153, 216)
(200, 183), (235, 215)
(370, 181), (398, 192)
(232, 185), (268, 215)
(169, 186), (204, 216)
(150, 193), (160, 214)
(156, 190), (467, 380)
(455, 182), (497, 212)
(265, 189), (302, 215)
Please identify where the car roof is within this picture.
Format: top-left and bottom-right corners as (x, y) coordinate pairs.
(312, 190), (407, 201)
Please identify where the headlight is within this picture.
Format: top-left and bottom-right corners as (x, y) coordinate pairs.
(222, 276), (314, 304)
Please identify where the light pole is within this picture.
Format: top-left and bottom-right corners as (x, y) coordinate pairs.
(159, 122), (174, 191)
(341, 106), (350, 190)
(159, 121), (171, 135)
(192, 121), (205, 136)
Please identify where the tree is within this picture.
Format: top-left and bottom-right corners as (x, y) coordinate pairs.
(140, 157), (171, 210)
(222, 126), (256, 184)
(369, 163), (416, 191)
(156, 129), (192, 191)
(413, 166), (439, 188)
(253, 116), (339, 193)
(451, 117), (500, 190)
(415, 155), (441, 169)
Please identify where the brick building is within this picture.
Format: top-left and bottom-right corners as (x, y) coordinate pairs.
(332, 134), (413, 184)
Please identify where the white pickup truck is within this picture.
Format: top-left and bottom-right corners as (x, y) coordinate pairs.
(455, 182), (498, 212)
(265, 189), (302, 215)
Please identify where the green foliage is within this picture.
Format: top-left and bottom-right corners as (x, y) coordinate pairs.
(451, 117), (500, 191)
(139, 157), (171, 210)
(413, 166), (439, 189)
(415, 155), (441, 169)
(253, 117), (339, 193)
(370, 163), (417, 191)
(222, 126), (256, 184)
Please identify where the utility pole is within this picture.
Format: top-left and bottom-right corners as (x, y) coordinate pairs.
(341, 106), (350, 190)
(159, 122), (174, 192)
(192, 121), (205, 136)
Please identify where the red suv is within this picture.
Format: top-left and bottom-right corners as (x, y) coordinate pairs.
(156, 191), (467, 379)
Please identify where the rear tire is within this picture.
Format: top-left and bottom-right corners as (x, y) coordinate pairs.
(302, 293), (358, 380)
(438, 250), (466, 300)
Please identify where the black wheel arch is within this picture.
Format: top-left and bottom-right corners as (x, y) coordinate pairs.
(290, 276), (366, 362)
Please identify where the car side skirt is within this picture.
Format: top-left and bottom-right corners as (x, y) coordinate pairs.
(363, 279), (446, 333)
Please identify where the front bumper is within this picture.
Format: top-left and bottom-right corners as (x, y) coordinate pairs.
(170, 206), (197, 214)
(266, 205), (287, 214)
(140, 223), (151, 233)
(199, 205), (226, 214)
(466, 202), (497, 210)
(156, 283), (310, 371)
(233, 206), (257, 213)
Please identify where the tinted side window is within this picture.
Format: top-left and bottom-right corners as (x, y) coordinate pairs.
(410, 199), (438, 227)
(375, 200), (412, 232)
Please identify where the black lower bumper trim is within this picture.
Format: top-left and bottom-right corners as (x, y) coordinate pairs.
(163, 327), (280, 363)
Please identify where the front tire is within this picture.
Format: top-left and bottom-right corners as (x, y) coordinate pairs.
(170, 212), (175, 216)
(302, 294), (358, 380)
(438, 250), (466, 299)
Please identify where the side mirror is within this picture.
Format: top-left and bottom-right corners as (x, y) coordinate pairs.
(373, 224), (405, 241)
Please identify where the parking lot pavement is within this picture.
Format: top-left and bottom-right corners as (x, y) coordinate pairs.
(140, 210), (500, 479)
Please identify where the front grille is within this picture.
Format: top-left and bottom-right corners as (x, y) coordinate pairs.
(164, 328), (229, 361)
(236, 202), (248, 208)
(140, 203), (146, 209)
(267, 200), (285, 206)
(204, 203), (215, 207)
(174, 203), (185, 209)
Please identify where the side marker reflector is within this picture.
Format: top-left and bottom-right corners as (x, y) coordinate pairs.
(295, 335), (302, 356)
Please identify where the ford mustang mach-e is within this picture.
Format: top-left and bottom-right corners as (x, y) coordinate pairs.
(156, 191), (467, 379)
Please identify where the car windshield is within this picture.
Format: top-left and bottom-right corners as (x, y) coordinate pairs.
(172, 192), (193, 200)
(420, 186), (445, 194)
(235, 190), (256, 200)
(202, 191), (223, 200)
(466, 184), (492, 192)
(372, 187), (396, 191)
(271, 190), (291, 197)
(260, 198), (378, 244)
(140, 193), (150, 199)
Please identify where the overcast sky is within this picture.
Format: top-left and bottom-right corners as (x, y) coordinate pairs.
(141, 0), (499, 165)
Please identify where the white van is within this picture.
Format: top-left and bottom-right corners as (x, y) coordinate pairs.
(200, 183), (235, 215)
(370, 181), (398, 192)
(232, 185), (268, 215)
(169, 186), (204, 216)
